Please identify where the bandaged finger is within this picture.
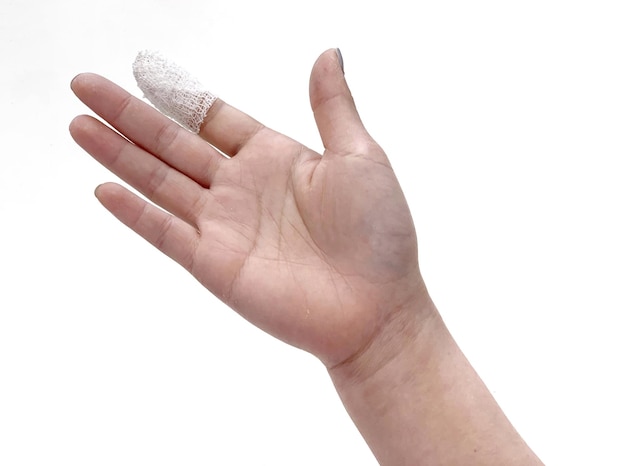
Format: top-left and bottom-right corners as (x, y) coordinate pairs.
(132, 50), (217, 134)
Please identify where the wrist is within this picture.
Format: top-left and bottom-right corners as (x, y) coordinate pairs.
(327, 296), (451, 464)
(327, 290), (441, 387)
(327, 291), (544, 466)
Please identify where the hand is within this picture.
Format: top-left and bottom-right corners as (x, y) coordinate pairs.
(70, 49), (430, 368)
(71, 49), (545, 465)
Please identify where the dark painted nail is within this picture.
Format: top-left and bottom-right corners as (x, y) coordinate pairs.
(336, 48), (344, 74)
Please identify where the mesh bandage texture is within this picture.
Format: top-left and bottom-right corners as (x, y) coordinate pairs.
(132, 50), (217, 133)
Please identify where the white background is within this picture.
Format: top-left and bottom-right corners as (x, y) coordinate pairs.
(1, 1), (625, 464)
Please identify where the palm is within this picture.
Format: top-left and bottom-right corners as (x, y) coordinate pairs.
(71, 50), (422, 366)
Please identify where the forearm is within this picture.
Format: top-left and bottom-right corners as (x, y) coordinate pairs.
(328, 300), (543, 466)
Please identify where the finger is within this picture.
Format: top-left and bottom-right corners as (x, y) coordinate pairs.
(71, 73), (223, 188)
(309, 49), (373, 154)
(132, 50), (265, 157)
(70, 115), (208, 227)
(198, 100), (266, 157)
(95, 182), (199, 272)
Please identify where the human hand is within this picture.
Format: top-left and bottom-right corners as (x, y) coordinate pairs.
(70, 49), (545, 465)
(69, 49), (430, 369)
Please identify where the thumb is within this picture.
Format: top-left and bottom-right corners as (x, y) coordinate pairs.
(309, 49), (371, 154)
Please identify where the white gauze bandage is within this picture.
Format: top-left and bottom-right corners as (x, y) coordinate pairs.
(132, 50), (217, 133)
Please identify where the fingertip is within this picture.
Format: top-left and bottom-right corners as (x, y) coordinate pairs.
(68, 114), (97, 143)
(336, 48), (345, 75)
(70, 74), (79, 90)
(94, 182), (126, 207)
(70, 73), (108, 100)
(68, 115), (85, 141)
(70, 73), (89, 93)
(309, 48), (350, 109)
(312, 48), (345, 78)
(94, 181), (120, 195)
(94, 183), (109, 209)
(69, 114), (85, 130)
(93, 182), (108, 203)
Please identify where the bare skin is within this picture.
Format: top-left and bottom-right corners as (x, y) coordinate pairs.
(70, 49), (544, 465)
